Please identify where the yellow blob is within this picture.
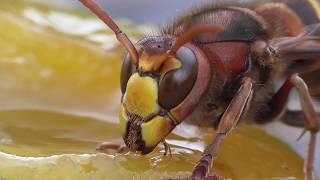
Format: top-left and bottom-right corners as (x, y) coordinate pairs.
(119, 105), (128, 137)
(123, 73), (159, 118)
(141, 116), (172, 148)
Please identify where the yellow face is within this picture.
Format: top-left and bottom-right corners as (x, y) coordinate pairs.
(120, 73), (174, 154)
(119, 37), (200, 154)
(78, 0), (209, 155)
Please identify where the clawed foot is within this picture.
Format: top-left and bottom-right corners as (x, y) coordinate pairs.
(163, 140), (172, 157)
(96, 142), (129, 154)
(97, 141), (172, 156)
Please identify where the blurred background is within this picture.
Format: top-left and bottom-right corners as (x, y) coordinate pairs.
(0, 0), (318, 179)
(28, 0), (208, 25)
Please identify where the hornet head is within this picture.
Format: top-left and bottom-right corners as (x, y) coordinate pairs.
(79, 0), (221, 154)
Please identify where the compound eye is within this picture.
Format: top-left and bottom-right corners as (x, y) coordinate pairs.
(158, 47), (198, 110)
(120, 54), (136, 94)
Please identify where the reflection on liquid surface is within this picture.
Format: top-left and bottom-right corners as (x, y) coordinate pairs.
(0, 1), (304, 179)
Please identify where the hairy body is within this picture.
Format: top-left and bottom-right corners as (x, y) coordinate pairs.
(79, 0), (320, 179)
(167, 0), (320, 127)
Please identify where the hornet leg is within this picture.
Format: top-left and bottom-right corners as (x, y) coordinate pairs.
(256, 74), (319, 180)
(191, 78), (254, 180)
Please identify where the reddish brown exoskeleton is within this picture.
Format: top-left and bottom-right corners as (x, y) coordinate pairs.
(79, 0), (320, 179)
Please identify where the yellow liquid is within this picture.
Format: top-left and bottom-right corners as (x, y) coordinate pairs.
(0, 1), (304, 179)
